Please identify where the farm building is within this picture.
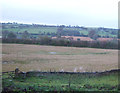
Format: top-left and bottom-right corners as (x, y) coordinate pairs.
(97, 38), (114, 42)
(61, 36), (94, 41)
(52, 36), (94, 41)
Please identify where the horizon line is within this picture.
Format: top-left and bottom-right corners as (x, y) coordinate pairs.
(1, 21), (118, 29)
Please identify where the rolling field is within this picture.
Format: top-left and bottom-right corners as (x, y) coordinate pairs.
(2, 27), (57, 34)
(2, 26), (117, 37)
(2, 44), (118, 72)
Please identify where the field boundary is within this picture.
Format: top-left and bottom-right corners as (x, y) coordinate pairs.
(2, 69), (120, 76)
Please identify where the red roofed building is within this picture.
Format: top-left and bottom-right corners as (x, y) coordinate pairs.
(97, 38), (113, 42)
(52, 36), (117, 42)
(61, 36), (94, 41)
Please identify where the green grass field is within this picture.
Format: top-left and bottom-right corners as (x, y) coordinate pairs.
(2, 44), (119, 92)
(2, 25), (117, 37)
(2, 27), (57, 34)
(2, 71), (119, 92)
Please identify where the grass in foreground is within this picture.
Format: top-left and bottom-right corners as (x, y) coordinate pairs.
(2, 71), (119, 92)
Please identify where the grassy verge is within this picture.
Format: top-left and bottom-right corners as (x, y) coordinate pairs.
(2, 71), (119, 92)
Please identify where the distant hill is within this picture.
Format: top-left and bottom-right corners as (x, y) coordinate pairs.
(1, 22), (118, 38)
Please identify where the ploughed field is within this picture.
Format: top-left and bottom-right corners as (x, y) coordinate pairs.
(2, 44), (118, 72)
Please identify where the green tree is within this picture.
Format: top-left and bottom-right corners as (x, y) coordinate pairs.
(2, 30), (9, 38)
(38, 35), (52, 44)
(57, 25), (65, 37)
(22, 31), (30, 39)
(7, 32), (17, 39)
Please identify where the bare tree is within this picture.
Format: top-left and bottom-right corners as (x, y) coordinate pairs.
(88, 30), (98, 40)
(57, 25), (65, 38)
(22, 31), (30, 39)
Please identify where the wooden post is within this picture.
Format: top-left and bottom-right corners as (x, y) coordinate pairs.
(15, 67), (19, 77)
(68, 74), (71, 89)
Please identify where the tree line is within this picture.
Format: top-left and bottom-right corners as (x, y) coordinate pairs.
(2, 37), (119, 50)
(2, 30), (119, 49)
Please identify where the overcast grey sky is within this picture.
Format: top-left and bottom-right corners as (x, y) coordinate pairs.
(0, 0), (119, 28)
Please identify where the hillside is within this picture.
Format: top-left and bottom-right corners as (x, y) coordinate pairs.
(1, 22), (118, 38)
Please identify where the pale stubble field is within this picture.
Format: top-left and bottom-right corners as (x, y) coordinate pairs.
(2, 44), (118, 72)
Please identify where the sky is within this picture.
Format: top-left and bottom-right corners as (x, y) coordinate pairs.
(0, 0), (119, 28)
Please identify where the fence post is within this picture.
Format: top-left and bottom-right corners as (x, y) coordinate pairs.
(68, 74), (71, 90)
(15, 67), (19, 77)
